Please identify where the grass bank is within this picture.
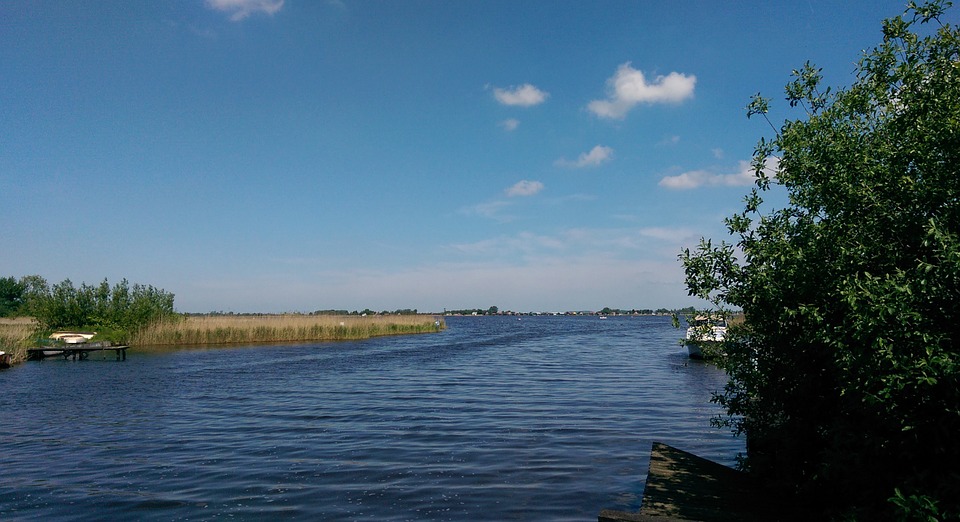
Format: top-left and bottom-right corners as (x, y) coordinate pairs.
(131, 314), (445, 346)
(0, 317), (38, 364)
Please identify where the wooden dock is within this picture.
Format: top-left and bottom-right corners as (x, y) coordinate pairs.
(28, 342), (129, 361)
(599, 442), (769, 522)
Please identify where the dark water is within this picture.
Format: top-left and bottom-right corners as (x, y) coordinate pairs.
(0, 315), (742, 521)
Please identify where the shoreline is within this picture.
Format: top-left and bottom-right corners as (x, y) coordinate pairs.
(0, 315), (446, 367)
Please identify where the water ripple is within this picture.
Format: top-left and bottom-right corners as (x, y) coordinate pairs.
(0, 316), (742, 521)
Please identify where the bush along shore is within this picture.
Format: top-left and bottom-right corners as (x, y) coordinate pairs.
(681, 3), (960, 519)
(0, 318), (36, 365)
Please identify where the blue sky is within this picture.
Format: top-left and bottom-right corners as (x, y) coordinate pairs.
(2, 0), (918, 313)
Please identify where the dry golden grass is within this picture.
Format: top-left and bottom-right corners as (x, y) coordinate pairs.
(131, 314), (445, 347)
(0, 317), (38, 363)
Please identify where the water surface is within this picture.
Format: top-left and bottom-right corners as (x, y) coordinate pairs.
(0, 315), (742, 520)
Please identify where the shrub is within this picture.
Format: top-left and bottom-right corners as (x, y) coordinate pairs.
(680, 2), (960, 518)
(21, 276), (178, 340)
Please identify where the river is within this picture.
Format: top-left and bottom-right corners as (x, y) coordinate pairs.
(0, 315), (743, 521)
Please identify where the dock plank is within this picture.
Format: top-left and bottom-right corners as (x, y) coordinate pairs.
(600, 442), (770, 522)
(27, 343), (129, 361)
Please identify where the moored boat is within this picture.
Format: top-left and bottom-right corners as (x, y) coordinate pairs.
(35, 332), (98, 358)
(50, 332), (97, 344)
(684, 316), (727, 359)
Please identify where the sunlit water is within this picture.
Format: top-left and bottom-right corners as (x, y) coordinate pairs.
(0, 315), (743, 521)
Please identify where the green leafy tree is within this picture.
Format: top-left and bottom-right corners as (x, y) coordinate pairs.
(680, 2), (959, 519)
(0, 276), (26, 317)
(18, 275), (50, 318)
(22, 277), (177, 339)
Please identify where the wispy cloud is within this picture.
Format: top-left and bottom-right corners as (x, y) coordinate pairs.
(206, 0), (285, 21)
(179, 253), (698, 313)
(500, 118), (520, 131)
(506, 180), (544, 197)
(178, 224), (709, 312)
(657, 135), (681, 146)
(493, 83), (549, 107)
(450, 225), (696, 260)
(296, 255), (693, 312)
(451, 231), (566, 256)
(446, 226), (701, 290)
(588, 63), (696, 119)
(638, 226), (698, 243)
(658, 158), (778, 189)
(460, 200), (512, 221)
(555, 145), (614, 169)
(461, 180), (544, 222)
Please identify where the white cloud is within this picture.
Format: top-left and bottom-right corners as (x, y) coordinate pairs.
(506, 180), (544, 197)
(500, 118), (520, 131)
(460, 200), (512, 221)
(206, 0), (284, 21)
(588, 63), (696, 119)
(639, 226), (697, 243)
(556, 145), (614, 169)
(658, 158), (778, 189)
(493, 84), (549, 107)
(657, 135), (681, 146)
(460, 180), (544, 222)
(659, 169), (723, 190)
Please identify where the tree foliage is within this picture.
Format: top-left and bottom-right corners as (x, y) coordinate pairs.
(17, 276), (178, 338)
(680, 2), (959, 518)
(0, 276), (27, 317)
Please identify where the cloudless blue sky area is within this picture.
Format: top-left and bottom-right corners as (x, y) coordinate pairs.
(2, 0), (932, 312)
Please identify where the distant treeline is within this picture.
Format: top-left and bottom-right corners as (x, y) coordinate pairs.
(188, 306), (696, 317)
(444, 306), (696, 316)
(193, 309), (422, 317)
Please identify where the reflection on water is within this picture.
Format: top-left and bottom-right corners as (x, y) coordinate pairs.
(0, 315), (742, 521)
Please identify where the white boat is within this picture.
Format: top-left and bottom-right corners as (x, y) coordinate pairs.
(40, 332), (97, 356)
(684, 316), (727, 359)
(50, 332), (96, 344)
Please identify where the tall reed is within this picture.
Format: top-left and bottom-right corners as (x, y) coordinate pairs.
(130, 314), (444, 347)
(0, 318), (38, 364)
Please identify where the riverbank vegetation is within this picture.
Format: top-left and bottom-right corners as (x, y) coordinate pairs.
(681, 2), (959, 519)
(0, 317), (36, 364)
(131, 314), (444, 346)
(0, 275), (177, 362)
(0, 275), (446, 363)
(1, 275), (177, 341)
